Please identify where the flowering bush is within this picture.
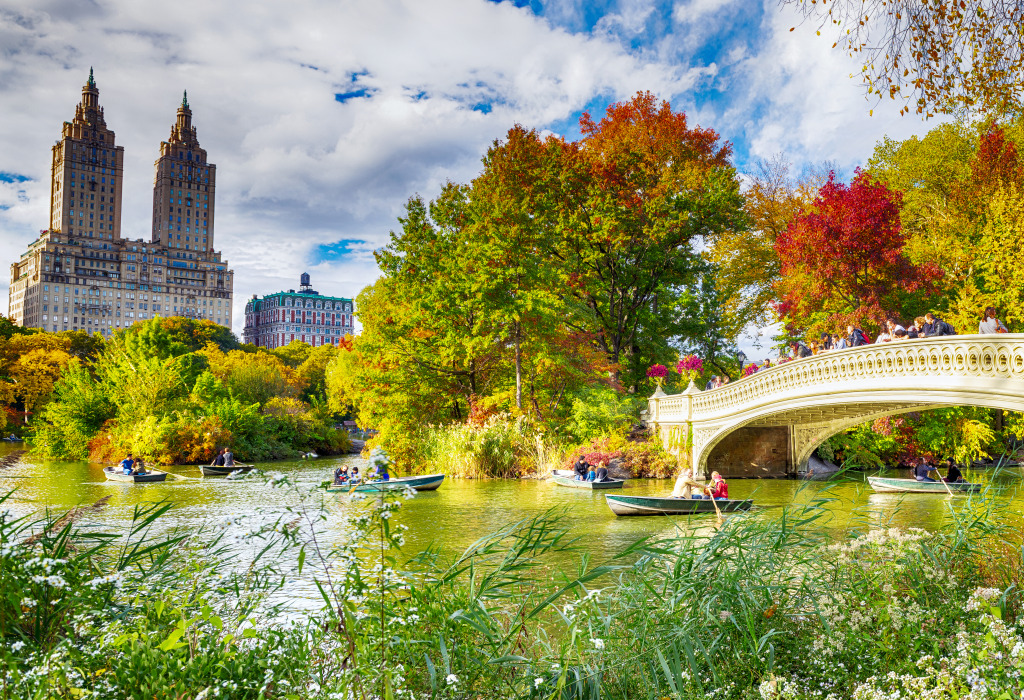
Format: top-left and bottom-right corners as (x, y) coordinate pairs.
(743, 363), (760, 377)
(675, 355), (703, 387)
(646, 364), (668, 379)
(565, 434), (676, 477)
(676, 355), (703, 375)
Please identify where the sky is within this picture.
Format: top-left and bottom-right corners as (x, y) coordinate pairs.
(0, 0), (939, 349)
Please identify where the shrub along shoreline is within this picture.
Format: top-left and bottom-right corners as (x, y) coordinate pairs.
(21, 317), (351, 465)
(3, 476), (1024, 699)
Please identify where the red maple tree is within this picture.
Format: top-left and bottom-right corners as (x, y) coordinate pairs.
(774, 169), (942, 335)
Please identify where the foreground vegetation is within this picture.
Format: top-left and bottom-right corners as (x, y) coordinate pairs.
(4, 475), (1024, 699)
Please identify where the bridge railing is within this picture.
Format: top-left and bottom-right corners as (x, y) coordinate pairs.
(651, 335), (1024, 424)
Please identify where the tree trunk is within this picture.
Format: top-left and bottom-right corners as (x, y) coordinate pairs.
(514, 322), (523, 411)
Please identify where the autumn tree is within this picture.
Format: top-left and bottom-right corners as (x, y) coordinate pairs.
(867, 120), (1024, 330)
(555, 92), (745, 386)
(783, 0), (1024, 116)
(0, 334), (78, 422)
(975, 184), (1024, 329)
(774, 169), (942, 335)
(466, 125), (583, 412)
(709, 155), (832, 337)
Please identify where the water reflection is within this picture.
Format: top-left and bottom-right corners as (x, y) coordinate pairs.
(4, 444), (1021, 554)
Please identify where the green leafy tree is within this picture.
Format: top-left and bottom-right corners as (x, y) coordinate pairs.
(554, 92), (745, 386)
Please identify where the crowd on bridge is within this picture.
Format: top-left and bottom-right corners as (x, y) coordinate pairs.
(733, 306), (1012, 380)
(694, 307), (1012, 389)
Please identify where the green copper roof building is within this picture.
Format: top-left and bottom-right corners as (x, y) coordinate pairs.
(242, 272), (354, 348)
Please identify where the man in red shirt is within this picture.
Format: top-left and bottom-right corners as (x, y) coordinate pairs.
(707, 471), (729, 500)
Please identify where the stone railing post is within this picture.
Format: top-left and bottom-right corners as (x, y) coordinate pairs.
(682, 379), (699, 473)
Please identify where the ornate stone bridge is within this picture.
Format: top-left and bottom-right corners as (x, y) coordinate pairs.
(645, 335), (1024, 478)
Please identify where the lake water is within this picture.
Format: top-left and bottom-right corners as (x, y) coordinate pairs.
(4, 444), (1022, 563)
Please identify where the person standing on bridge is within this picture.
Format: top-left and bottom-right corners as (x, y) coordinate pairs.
(979, 307), (1009, 334)
(846, 325), (869, 347)
(909, 317), (926, 339)
(923, 312), (957, 337)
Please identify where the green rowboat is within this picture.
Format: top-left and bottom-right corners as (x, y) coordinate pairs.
(605, 493), (752, 516)
(327, 473), (446, 494)
(867, 476), (981, 494)
(103, 466), (168, 483)
(550, 469), (624, 490)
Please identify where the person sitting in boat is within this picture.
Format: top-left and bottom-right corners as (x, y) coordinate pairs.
(211, 448), (226, 468)
(333, 465), (349, 484)
(349, 466), (362, 484)
(594, 461), (609, 482)
(120, 454), (135, 475)
(913, 457), (937, 482)
(670, 468), (705, 499)
(372, 462), (391, 481)
(223, 449), (235, 468)
(132, 458), (148, 476)
(573, 456), (589, 481)
(585, 464), (597, 482)
(942, 458), (965, 484)
(707, 472), (729, 500)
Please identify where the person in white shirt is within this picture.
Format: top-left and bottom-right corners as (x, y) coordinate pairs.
(979, 306), (1009, 334)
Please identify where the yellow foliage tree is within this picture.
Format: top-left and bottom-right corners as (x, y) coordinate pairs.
(708, 156), (830, 335)
(783, 0), (1024, 117)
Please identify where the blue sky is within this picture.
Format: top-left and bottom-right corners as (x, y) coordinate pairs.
(0, 0), (938, 343)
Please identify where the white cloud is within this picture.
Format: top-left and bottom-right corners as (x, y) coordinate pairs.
(0, 0), (699, 330)
(0, 0), (955, 341)
(673, 0), (742, 24)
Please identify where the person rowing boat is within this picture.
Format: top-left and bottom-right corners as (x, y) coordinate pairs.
(670, 467), (706, 499)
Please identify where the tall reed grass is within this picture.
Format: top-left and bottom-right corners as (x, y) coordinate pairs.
(5, 476), (1023, 699)
(420, 415), (541, 478)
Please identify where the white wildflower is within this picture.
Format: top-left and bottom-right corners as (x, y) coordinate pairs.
(591, 638), (605, 650)
(445, 673), (458, 686)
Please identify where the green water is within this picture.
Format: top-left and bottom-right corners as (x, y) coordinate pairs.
(4, 444), (1022, 561)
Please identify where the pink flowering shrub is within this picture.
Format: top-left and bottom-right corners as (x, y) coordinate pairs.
(646, 364), (668, 379)
(676, 355), (703, 375)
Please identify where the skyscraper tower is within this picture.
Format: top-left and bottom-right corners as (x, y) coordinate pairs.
(151, 91), (217, 252)
(48, 68), (125, 240)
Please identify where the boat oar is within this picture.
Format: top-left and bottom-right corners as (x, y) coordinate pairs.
(931, 465), (956, 498)
(705, 485), (723, 523)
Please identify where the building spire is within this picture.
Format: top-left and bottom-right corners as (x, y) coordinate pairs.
(88, 67), (95, 87)
(182, 90), (188, 108)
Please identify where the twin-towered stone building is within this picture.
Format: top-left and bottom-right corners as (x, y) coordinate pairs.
(8, 71), (233, 335)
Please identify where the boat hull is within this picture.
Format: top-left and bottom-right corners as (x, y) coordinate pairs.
(550, 469), (624, 490)
(867, 476), (981, 494)
(103, 467), (168, 483)
(198, 464), (254, 476)
(327, 474), (446, 493)
(605, 494), (752, 516)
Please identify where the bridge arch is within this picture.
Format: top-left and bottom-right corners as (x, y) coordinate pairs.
(645, 336), (1024, 477)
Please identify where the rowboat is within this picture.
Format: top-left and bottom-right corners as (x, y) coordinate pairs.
(326, 473), (446, 493)
(867, 476), (981, 494)
(605, 493), (752, 516)
(550, 469), (624, 490)
(103, 466), (168, 483)
(198, 463), (254, 477)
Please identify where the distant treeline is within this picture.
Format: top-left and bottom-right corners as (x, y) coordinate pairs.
(0, 315), (350, 464)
